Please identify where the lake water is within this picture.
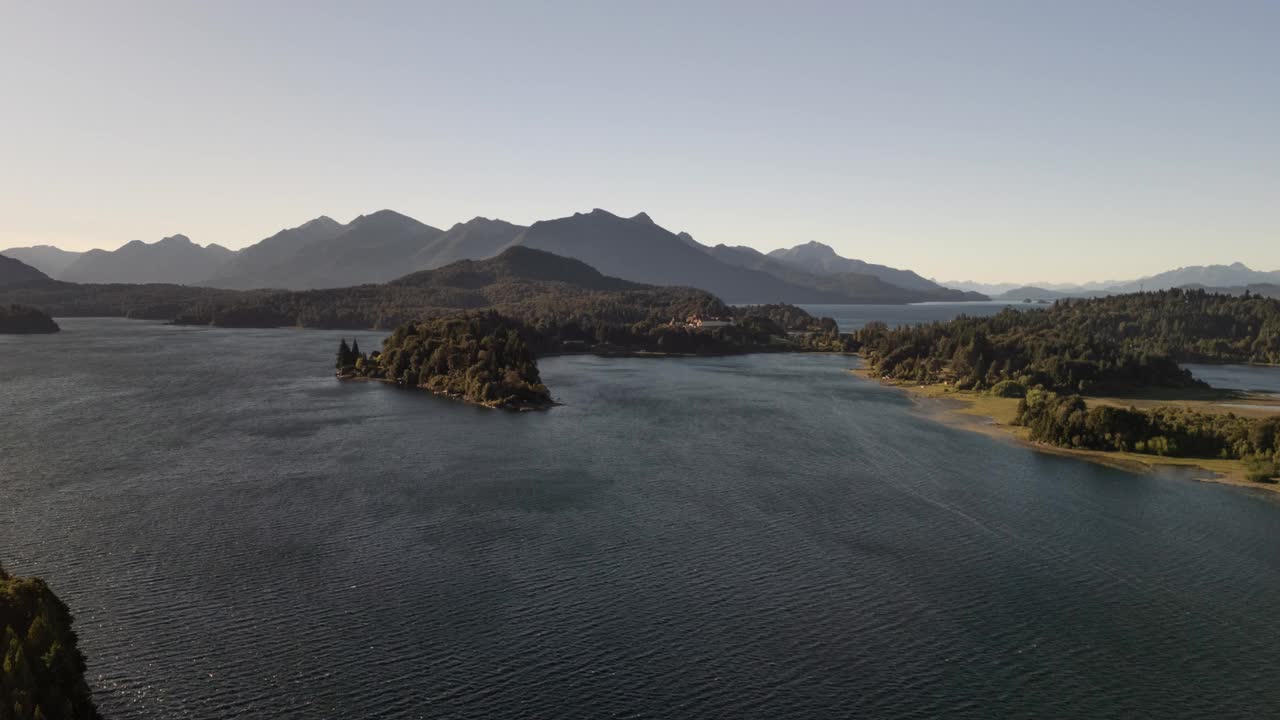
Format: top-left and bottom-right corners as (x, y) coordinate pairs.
(2, 318), (1280, 718)
(801, 301), (1026, 331)
(1183, 363), (1280, 396)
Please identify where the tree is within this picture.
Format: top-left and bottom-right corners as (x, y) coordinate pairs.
(336, 339), (352, 370)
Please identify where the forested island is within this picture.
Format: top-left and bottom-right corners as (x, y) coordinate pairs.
(0, 565), (101, 719)
(336, 300), (856, 410)
(0, 305), (60, 334)
(337, 312), (553, 410)
(855, 289), (1280, 485)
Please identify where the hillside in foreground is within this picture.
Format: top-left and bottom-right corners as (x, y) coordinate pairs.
(0, 565), (101, 719)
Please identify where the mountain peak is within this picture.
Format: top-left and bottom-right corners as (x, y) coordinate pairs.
(301, 215), (340, 229)
(630, 212), (654, 225)
(797, 241), (838, 255)
(157, 234), (194, 246)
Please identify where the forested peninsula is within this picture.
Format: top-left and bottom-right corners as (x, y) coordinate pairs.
(855, 289), (1280, 485)
(0, 565), (101, 720)
(0, 305), (60, 334)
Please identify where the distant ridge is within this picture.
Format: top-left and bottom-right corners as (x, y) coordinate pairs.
(0, 253), (56, 288)
(264, 210), (443, 289)
(767, 241), (952, 293)
(411, 217), (526, 271)
(204, 216), (346, 289)
(60, 234), (234, 285)
(1106, 262), (1280, 294)
(0, 245), (83, 277)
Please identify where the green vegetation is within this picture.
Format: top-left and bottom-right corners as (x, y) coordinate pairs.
(0, 305), (60, 334)
(338, 311), (552, 410)
(856, 289), (1280, 394)
(0, 565), (100, 720)
(1014, 390), (1280, 481)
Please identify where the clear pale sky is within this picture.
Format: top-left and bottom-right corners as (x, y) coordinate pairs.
(2, 1), (1277, 283)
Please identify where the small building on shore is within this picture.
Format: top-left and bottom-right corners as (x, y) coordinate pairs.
(685, 314), (734, 329)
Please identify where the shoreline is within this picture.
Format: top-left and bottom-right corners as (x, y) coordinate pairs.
(337, 374), (557, 412)
(850, 368), (1280, 498)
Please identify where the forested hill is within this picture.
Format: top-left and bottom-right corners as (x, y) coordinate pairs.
(856, 289), (1280, 394)
(0, 304), (61, 334)
(0, 254), (56, 289)
(391, 246), (643, 292)
(173, 246), (727, 330)
(0, 565), (102, 719)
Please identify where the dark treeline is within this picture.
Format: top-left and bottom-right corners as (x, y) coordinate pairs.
(337, 311), (552, 410)
(856, 289), (1280, 394)
(0, 282), (259, 322)
(0, 565), (101, 720)
(1014, 390), (1280, 482)
(0, 305), (60, 334)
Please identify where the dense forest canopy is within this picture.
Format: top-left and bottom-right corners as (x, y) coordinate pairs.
(338, 311), (552, 410)
(856, 289), (1280, 394)
(0, 565), (101, 720)
(1014, 391), (1280, 482)
(0, 305), (60, 334)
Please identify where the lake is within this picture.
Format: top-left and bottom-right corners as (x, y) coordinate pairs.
(1183, 362), (1280, 395)
(801, 301), (1026, 331)
(2, 318), (1279, 718)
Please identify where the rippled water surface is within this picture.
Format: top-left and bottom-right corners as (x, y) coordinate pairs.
(3, 319), (1280, 719)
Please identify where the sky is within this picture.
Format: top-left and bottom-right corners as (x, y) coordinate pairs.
(2, 1), (1277, 284)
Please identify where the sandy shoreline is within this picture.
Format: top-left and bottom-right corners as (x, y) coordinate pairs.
(850, 367), (1280, 498)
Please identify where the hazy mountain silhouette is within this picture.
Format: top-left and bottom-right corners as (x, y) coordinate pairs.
(767, 241), (950, 292)
(706, 243), (984, 303)
(250, 210), (443, 289)
(0, 254), (56, 288)
(992, 286), (1071, 301)
(203, 216), (346, 289)
(0, 245), (83, 277)
(411, 217), (526, 271)
(59, 234), (234, 285)
(1105, 263), (1280, 293)
(512, 209), (892, 303)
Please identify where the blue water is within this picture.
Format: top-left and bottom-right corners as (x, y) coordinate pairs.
(2, 318), (1279, 718)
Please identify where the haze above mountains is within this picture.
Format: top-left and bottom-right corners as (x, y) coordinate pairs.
(4, 209), (1278, 303)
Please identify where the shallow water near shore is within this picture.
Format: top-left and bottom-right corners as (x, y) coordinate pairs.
(2, 318), (1280, 718)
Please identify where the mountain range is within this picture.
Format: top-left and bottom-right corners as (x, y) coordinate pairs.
(8, 211), (1275, 305)
(2, 209), (981, 304)
(59, 234), (234, 285)
(949, 262), (1280, 300)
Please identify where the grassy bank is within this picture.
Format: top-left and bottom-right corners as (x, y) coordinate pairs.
(852, 367), (1279, 496)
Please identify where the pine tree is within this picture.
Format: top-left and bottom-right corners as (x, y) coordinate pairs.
(336, 339), (351, 370)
